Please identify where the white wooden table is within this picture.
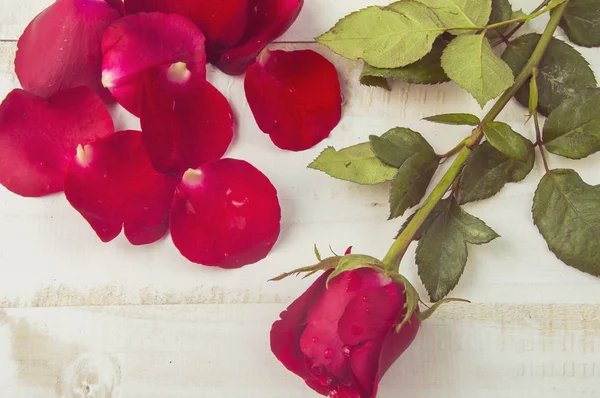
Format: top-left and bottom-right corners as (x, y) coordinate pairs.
(1, 1), (599, 397)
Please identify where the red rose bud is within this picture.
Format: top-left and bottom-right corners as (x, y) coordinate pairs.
(271, 267), (419, 398)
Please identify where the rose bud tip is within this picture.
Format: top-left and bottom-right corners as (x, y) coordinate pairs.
(166, 62), (192, 84)
(182, 168), (204, 187)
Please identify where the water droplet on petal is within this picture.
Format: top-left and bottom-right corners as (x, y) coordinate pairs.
(324, 348), (334, 359)
(329, 390), (339, 398)
(362, 296), (369, 302)
(365, 308), (372, 314)
(341, 346), (351, 357)
(312, 337), (319, 344)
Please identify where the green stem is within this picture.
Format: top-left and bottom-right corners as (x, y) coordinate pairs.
(486, 0), (566, 30)
(434, 0), (564, 33)
(533, 112), (551, 173)
(381, 2), (569, 272)
(492, 0), (552, 47)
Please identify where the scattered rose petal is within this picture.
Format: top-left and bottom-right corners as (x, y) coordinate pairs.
(170, 159), (281, 268)
(140, 64), (234, 175)
(0, 88), (114, 197)
(214, 0), (304, 75)
(124, 0), (249, 55)
(15, 0), (123, 102)
(64, 130), (179, 245)
(101, 12), (206, 116)
(245, 49), (341, 151)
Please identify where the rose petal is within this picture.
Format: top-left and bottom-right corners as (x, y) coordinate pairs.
(15, 0), (122, 102)
(101, 12), (206, 116)
(140, 64), (234, 175)
(338, 283), (404, 347)
(214, 0), (303, 75)
(271, 271), (331, 382)
(244, 49), (341, 151)
(377, 311), (420, 378)
(347, 342), (381, 397)
(64, 130), (179, 245)
(0, 88), (114, 197)
(124, 0), (249, 54)
(170, 159), (281, 268)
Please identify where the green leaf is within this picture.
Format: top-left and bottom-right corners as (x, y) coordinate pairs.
(543, 88), (600, 159)
(441, 34), (514, 107)
(423, 113), (480, 126)
(416, 0), (492, 35)
(359, 37), (450, 86)
(370, 127), (436, 168)
(533, 169), (600, 277)
(316, 2), (443, 69)
(458, 139), (535, 204)
(502, 33), (597, 117)
(559, 0), (600, 47)
(326, 254), (384, 286)
(483, 122), (529, 161)
(416, 199), (498, 301)
(389, 151), (440, 219)
(359, 74), (391, 90)
(486, 0), (514, 39)
(308, 143), (398, 185)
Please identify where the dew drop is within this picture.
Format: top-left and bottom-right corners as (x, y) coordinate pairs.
(329, 390), (339, 398)
(341, 346), (351, 357)
(312, 337), (319, 344)
(365, 308), (372, 315)
(362, 296), (369, 302)
(324, 348), (334, 359)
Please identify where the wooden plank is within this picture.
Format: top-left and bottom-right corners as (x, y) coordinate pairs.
(0, 303), (599, 397)
(1, 40), (600, 308)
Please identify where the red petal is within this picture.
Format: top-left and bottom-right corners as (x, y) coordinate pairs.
(377, 312), (420, 379)
(124, 0), (249, 53)
(347, 342), (381, 397)
(140, 65), (233, 175)
(64, 130), (179, 245)
(101, 12), (206, 116)
(338, 282), (404, 395)
(0, 88), (114, 197)
(338, 283), (404, 347)
(244, 49), (341, 151)
(15, 0), (122, 102)
(170, 159), (281, 268)
(214, 0), (304, 75)
(299, 269), (383, 385)
(271, 271), (330, 382)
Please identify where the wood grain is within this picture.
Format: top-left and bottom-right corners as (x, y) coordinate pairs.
(1, 0), (599, 397)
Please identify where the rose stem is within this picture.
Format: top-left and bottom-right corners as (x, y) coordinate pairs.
(381, 2), (569, 272)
